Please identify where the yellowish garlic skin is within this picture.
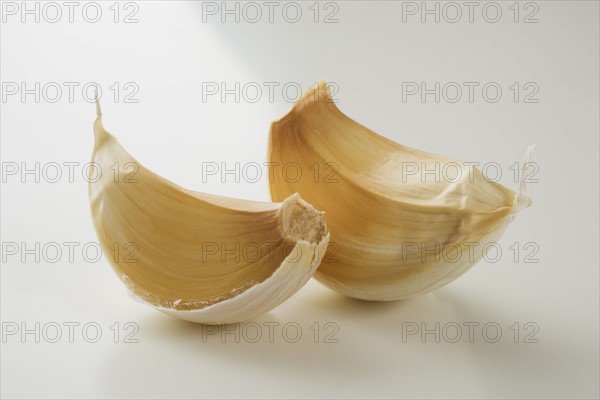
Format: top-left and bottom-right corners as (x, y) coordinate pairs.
(268, 81), (531, 301)
(89, 105), (329, 323)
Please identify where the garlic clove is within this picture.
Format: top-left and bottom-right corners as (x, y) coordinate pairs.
(268, 81), (533, 301)
(89, 103), (329, 324)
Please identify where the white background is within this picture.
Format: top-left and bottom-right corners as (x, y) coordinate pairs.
(1, 1), (599, 398)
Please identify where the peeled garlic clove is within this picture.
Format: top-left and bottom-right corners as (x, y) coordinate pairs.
(268, 81), (532, 301)
(89, 103), (329, 324)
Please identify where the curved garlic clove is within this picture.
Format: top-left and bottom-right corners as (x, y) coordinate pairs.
(89, 104), (329, 324)
(268, 81), (532, 301)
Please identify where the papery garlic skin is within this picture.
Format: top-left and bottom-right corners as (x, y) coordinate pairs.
(268, 81), (533, 301)
(89, 103), (329, 323)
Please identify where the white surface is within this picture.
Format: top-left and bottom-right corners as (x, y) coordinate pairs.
(1, 1), (598, 398)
